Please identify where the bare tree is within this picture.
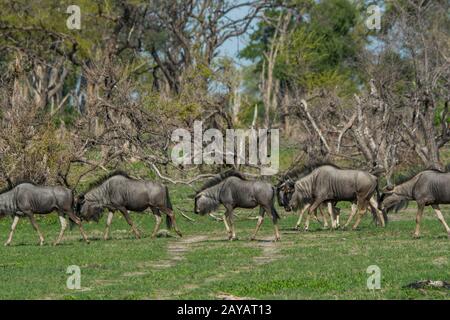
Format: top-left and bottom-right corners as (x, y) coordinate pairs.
(259, 10), (291, 128)
(389, 0), (450, 170)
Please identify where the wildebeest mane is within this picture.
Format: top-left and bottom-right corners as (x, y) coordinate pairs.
(85, 170), (132, 192)
(394, 165), (448, 186)
(384, 197), (410, 214)
(196, 169), (245, 194)
(281, 161), (340, 182)
(0, 180), (36, 195)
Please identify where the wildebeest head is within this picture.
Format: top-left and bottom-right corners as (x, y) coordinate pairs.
(75, 194), (103, 222)
(194, 193), (219, 215)
(380, 191), (409, 215)
(276, 179), (295, 211)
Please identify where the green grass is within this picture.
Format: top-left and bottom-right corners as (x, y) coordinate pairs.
(0, 184), (448, 300)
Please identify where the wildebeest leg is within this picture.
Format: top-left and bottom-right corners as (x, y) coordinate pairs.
(413, 204), (425, 238)
(27, 214), (45, 246)
(150, 208), (162, 238)
(319, 205), (329, 229)
(311, 209), (321, 224)
(306, 200), (324, 231)
(295, 204), (310, 230)
(295, 204), (311, 230)
(369, 197), (385, 227)
(103, 211), (114, 240)
(304, 210), (312, 231)
(431, 205), (450, 238)
(225, 215), (235, 240)
(54, 214), (68, 245)
(224, 206), (237, 240)
(251, 207), (265, 240)
(327, 202), (337, 229)
(334, 207), (340, 227)
(352, 201), (368, 230)
(162, 208), (182, 237)
(119, 208), (141, 239)
(152, 215), (162, 238)
(344, 203), (358, 229)
(4, 216), (19, 246)
(222, 213), (233, 239)
(67, 211), (89, 243)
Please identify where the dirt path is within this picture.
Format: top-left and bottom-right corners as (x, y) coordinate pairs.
(150, 235), (208, 269)
(152, 234), (288, 299)
(251, 237), (284, 265)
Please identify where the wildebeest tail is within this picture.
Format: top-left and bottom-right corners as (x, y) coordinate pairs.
(375, 182), (388, 224)
(384, 195), (409, 215)
(271, 186), (281, 222)
(375, 182), (381, 206)
(69, 191), (77, 230)
(165, 186), (173, 210)
(165, 186), (174, 229)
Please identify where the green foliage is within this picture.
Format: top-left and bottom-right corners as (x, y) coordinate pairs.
(240, 0), (368, 102)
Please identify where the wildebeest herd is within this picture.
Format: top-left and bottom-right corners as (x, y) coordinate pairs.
(0, 164), (449, 246)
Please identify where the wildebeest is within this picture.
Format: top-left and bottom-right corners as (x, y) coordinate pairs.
(278, 164), (386, 230)
(381, 169), (450, 238)
(277, 181), (341, 230)
(277, 166), (343, 230)
(0, 182), (89, 246)
(75, 171), (182, 239)
(194, 170), (280, 241)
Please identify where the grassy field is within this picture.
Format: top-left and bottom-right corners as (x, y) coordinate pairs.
(0, 184), (448, 300)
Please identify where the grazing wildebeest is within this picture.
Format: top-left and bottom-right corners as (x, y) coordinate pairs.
(194, 170), (280, 241)
(279, 164), (386, 230)
(277, 180), (338, 230)
(0, 182), (89, 246)
(381, 169), (450, 238)
(75, 171), (182, 239)
(276, 167), (343, 230)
